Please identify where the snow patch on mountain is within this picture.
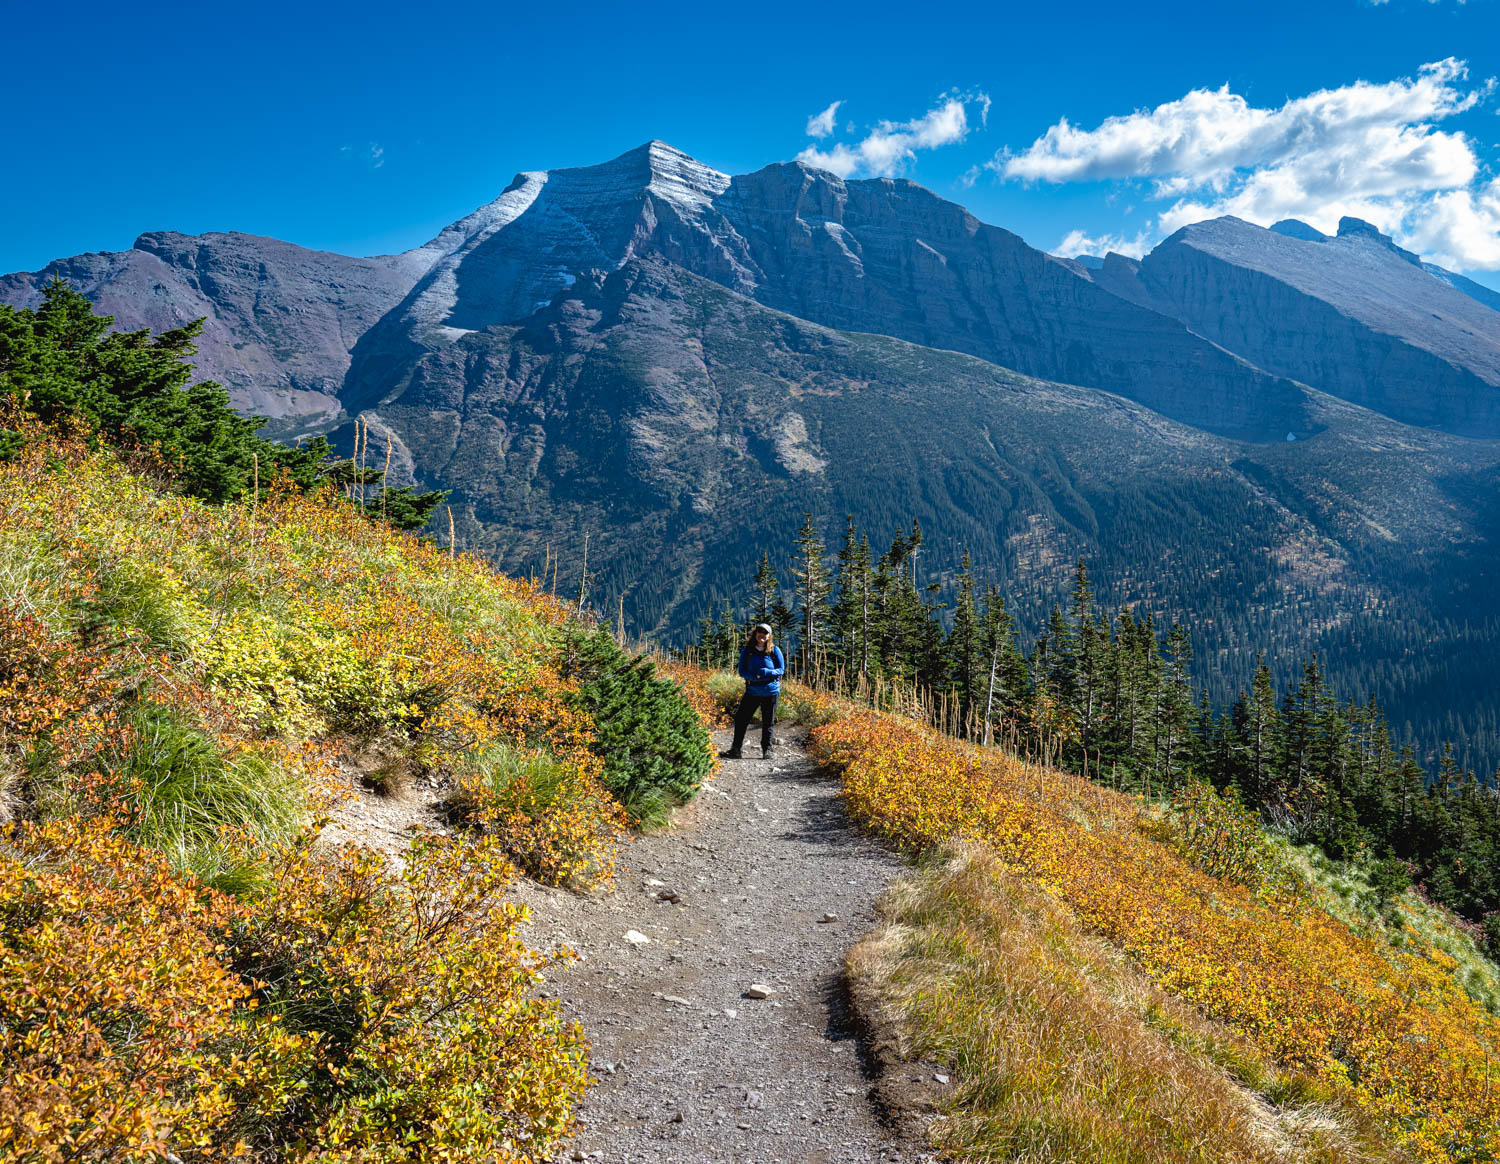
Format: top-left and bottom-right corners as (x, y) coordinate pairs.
(640, 140), (731, 218)
(400, 172), (549, 334)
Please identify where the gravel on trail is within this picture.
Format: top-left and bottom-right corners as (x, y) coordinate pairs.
(509, 729), (933, 1164)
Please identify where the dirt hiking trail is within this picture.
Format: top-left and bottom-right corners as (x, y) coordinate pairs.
(509, 729), (937, 1164)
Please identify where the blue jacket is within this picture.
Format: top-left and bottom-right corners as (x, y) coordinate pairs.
(738, 644), (786, 696)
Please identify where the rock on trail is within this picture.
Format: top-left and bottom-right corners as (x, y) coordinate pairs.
(510, 730), (927, 1163)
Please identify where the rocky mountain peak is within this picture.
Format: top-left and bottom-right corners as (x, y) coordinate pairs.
(531, 140), (732, 225)
(1337, 216), (1422, 266)
(1269, 219), (1328, 242)
(635, 140), (732, 208)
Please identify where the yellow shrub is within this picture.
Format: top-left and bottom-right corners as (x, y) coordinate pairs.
(0, 816), (589, 1162)
(0, 438), (613, 1157)
(812, 712), (1500, 1163)
(0, 815), (292, 1160)
(226, 831), (589, 1161)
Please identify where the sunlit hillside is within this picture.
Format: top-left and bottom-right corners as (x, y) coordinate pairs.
(0, 432), (711, 1160)
(803, 704), (1500, 1163)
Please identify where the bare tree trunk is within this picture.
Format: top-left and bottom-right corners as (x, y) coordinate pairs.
(982, 640), (999, 747)
(577, 532), (590, 610)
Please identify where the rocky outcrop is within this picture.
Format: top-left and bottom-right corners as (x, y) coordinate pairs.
(713, 163), (1312, 440)
(1129, 216), (1500, 435)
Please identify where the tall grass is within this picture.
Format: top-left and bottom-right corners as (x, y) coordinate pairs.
(853, 843), (1396, 1163)
(814, 710), (1500, 1162)
(121, 702), (306, 883)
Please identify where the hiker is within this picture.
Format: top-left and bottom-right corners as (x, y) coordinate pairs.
(721, 623), (785, 759)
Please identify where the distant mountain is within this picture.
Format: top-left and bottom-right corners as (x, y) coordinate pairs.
(6, 141), (1500, 770)
(0, 232), (436, 434)
(1425, 262), (1500, 315)
(1103, 215), (1500, 436)
(1269, 219), (1329, 243)
(345, 142), (1311, 442)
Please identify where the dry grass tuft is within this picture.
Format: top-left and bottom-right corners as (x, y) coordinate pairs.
(0, 755), (17, 826)
(851, 843), (1401, 1164)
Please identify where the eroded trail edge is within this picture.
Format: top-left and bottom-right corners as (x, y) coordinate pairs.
(510, 731), (929, 1164)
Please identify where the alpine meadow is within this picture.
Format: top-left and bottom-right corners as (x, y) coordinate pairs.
(6, 9), (1500, 1160)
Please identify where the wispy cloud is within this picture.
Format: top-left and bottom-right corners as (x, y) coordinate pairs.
(1000, 59), (1500, 270)
(339, 142), (386, 169)
(806, 101), (842, 139)
(798, 92), (990, 179)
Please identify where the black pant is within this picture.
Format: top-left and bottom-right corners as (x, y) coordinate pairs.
(731, 692), (779, 753)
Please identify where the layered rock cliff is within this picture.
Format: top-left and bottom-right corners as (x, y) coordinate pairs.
(345, 143), (1311, 441)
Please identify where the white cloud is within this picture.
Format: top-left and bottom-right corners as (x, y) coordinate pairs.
(806, 101), (842, 139)
(1004, 59), (1500, 270)
(1406, 176), (1500, 268)
(798, 93), (988, 179)
(1056, 229), (1152, 259)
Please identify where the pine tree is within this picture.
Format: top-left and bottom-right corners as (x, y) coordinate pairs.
(2, 280), (328, 504)
(979, 586), (1029, 745)
(831, 517), (873, 681)
(0, 279), (441, 526)
(1238, 656), (1278, 808)
(746, 549), (793, 641)
(793, 514), (831, 680)
(1070, 561), (1105, 763)
(1152, 621), (1195, 793)
(948, 550), (983, 717)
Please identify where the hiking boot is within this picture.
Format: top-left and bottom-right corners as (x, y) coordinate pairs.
(718, 749), (742, 759)
(761, 746), (773, 759)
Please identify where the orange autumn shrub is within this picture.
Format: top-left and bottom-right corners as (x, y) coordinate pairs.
(653, 658), (727, 729)
(222, 831), (588, 1161)
(0, 815), (278, 1160)
(0, 435), (624, 887)
(0, 816), (587, 1162)
(450, 741), (625, 886)
(812, 711), (1500, 1163)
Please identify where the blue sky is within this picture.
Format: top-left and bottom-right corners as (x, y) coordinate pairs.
(5, 0), (1499, 289)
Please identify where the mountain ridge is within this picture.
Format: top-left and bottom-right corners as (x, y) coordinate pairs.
(6, 140), (1500, 769)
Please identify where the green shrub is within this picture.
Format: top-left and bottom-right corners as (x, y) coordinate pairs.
(704, 670), (744, 718)
(554, 625), (712, 826)
(1152, 779), (1302, 898)
(1484, 915), (1500, 962)
(1369, 856), (1413, 907)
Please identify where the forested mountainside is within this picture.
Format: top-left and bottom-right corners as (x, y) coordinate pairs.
(6, 140), (1500, 772)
